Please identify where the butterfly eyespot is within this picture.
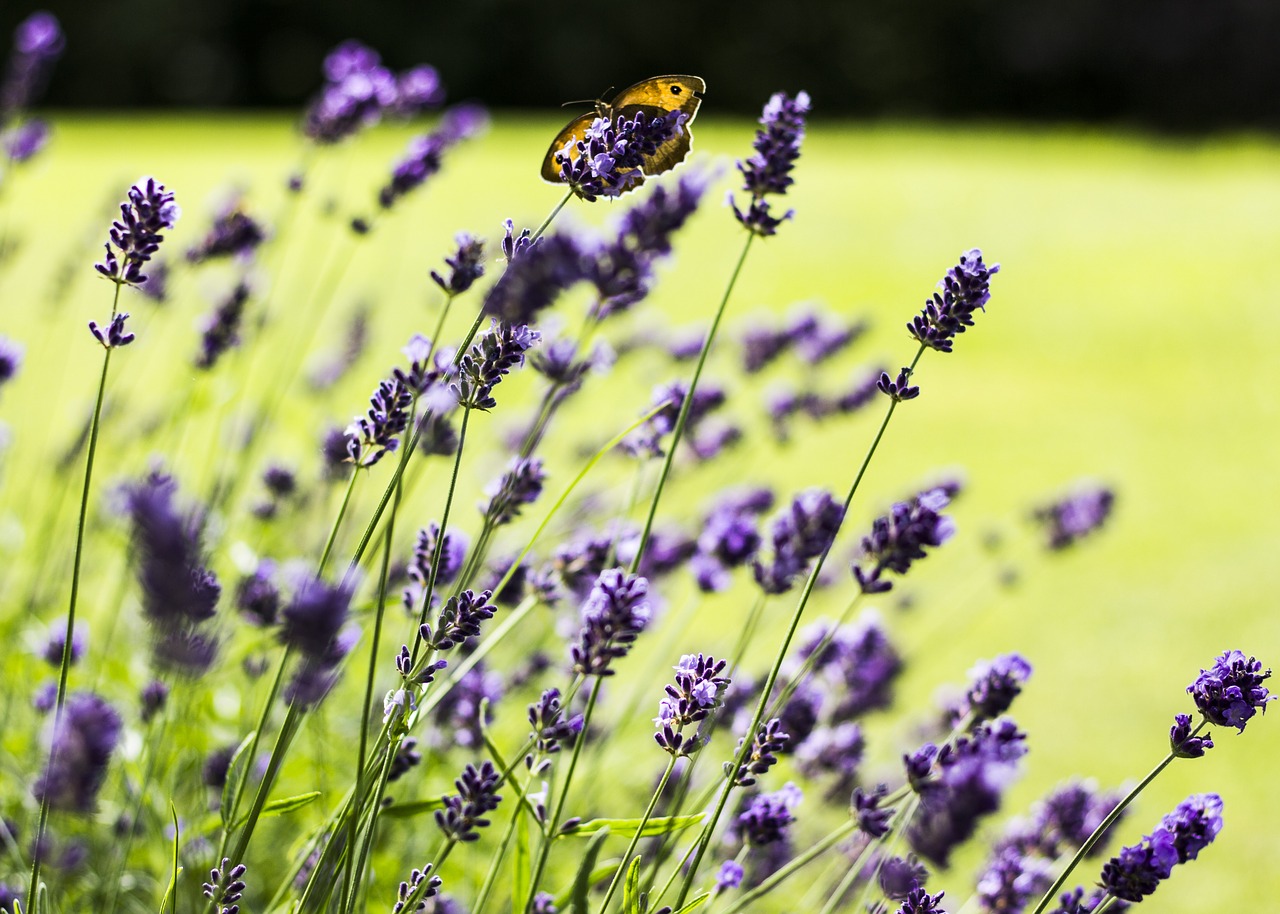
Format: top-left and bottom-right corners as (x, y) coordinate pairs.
(670, 86), (683, 95)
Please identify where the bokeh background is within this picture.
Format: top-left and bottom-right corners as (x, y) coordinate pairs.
(3, 0), (1280, 911)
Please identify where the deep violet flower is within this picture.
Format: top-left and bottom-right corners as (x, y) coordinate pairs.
(186, 208), (266, 263)
(346, 373), (413, 467)
(0, 336), (22, 389)
(733, 782), (802, 847)
(1, 11), (64, 117)
(553, 109), (688, 200)
(751, 488), (844, 594)
(392, 863), (442, 914)
(378, 104), (489, 209)
(33, 692), (122, 813)
(731, 91), (810, 236)
(202, 858), (248, 914)
(570, 569), (652, 677)
(435, 761), (502, 842)
(907, 249), (1000, 353)
(302, 40), (397, 144)
(1187, 649), (1272, 732)
(654, 653), (730, 757)
(452, 319), (540, 411)
(852, 487), (955, 595)
(480, 457), (546, 526)
(94, 177), (180, 288)
(279, 577), (356, 708)
(1099, 794), (1223, 903)
(431, 232), (485, 296)
(1033, 485), (1115, 550)
(195, 282), (251, 370)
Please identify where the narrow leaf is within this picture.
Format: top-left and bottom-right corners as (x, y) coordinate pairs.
(570, 829), (611, 913)
(259, 790), (322, 818)
(220, 731), (256, 829)
(558, 814), (704, 840)
(621, 856), (643, 914)
(669, 892), (710, 914)
(380, 797), (447, 819)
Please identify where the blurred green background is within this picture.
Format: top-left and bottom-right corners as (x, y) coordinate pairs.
(1, 114), (1278, 909)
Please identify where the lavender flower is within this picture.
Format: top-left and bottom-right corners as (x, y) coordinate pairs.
(624, 380), (727, 459)
(279, 577), (355, 707)
(202, 858), (247, 914)
(425, 589), (496, 651)
(195, 282), (250, 370)
(527, 688), (583, 766)
(1099, 794), (1223, 902)
(391, 64), (445, 117)
(800, 617), (901, 720)
(716, 860), (744, 892)
(4, 117), (47, 161)
(908, 718), (1028, 865)
(733, 782), (802, 847)
(852, 784), (895, 838)
(378, 105), (489, 208)
(959, 654), (1033, 724)
(896, 885), (947, 914)
(94, 177), (180, 288)
(1, 11), (64, 116)
(187, 209), (266, 263)
(654, 653), (730, 756)
(852, 487), (955, 594)
(40, 622), (85, 667)
(907, 250), (1000, 353)
(432, 663), (503, 749)
(120, 471), (221, 675)
(796, 721), (864, 797)
(1170, 712), (1213, 758)
(452, 320), (540, 411)
(731, 91), (811, 236)
(480, 457), (546, 526)
(393, 862), (442, 914)
(1187, 649), (1272, 732)
(483, 232), (586, 326)
(974, 846), (1053, 914)
(751, 489), (845, 594)
(553, 110), (687, 200)
(406, 522), (469, 597)
(0, 336), (22, 389)
(140, 680), (169, 723)
(33, 692), (122, 812)
(880, 856), (929, 901)
(435, 761), (502, 842)
(1033, 486), (1115, 550)
(387, 737), (423, 782)
(87, 313), (135, 349)
(734, 717), (789, 786)
(346, 373), (413, 467)
(877, 367), (920, 402)
(302, 40), (397, 144)
(571, 569), (652, 677)
(1044, 887), (1126, 914)
(431, 233), (485, 296)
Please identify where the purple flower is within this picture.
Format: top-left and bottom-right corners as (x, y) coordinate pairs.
(570, 569), (652, 677)
(907, 249), (1000, 353)
(480, 457), (546, 526)
(1187, 649), (1272, 732)
(796, 721), (864, 797)
(320, 425), (355, 480)
(877, 367), (920, 403)
(187, 208), (266, 263)
(393, 863), (441, 914)
(908, 718), (1028, 866)
(424, 589), (496, 651)
(88, 312), (135, 349)
(303, 41), (397, 144)
(1099, 794), (1223, 902)
(378, 104), (488, 208)
(733, 717), (789, 786)
(880, 856), (929, 901)
(1170, 712), (1213, 758)
(896, 885), (946, 914)
(436, 761), (503, 842)
(974, 846), (1053, 914)
(1, 11), (64, 115)
(715, 860), (744, 892)
(346, 373), (413, 467)
(1033, 485), (1115, 550)
(624, 380), (727, 460)
(387, 736), (423, 782)
(1044, 887), (1126, 914)
(553, 110), (688, 200)
(852, 487), (955, 594)
(799, 617), (902, 720)
(527, 688), (583, 764)
(852, 784), (894, 838)
(5, 117), (48, 161)
(33, 692), (122, 812)
(483, 232), (587, 326)
(202, 858), (248, 914)
(391, 64), (445, 117)
(452, 320), (541, 411)
(733, 783), (802, 847)
(140, 680), (169, 723)
(94, 177), (180, 288)
(120, 471), (221, 675)
(654, 653), (730, 757)
(0, 336), (22, 388)
(195, 282), (250, 370)
(40, 622), (85, 667)
(731, 91), (810, 236)
(406, 522), (469, 597)
(751, 489), (844, 594)
(960, 654), (1033, 724)
(279, 578), (355, 707)
(431, 232), (486, 296)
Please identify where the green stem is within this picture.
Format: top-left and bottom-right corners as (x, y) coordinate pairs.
(1028, 746), (1185, 914)
(721, 821), (859, 914)
(473, 767), (539, 914)
(228, 700), (304, 866)
(27, 280), (122, 914)
(631, 232), (753, 573)
(319, 468), (362, 576)
(524, 677), (604, 913)
(532, 190), (574, 241)
(596, 756), (680, 914)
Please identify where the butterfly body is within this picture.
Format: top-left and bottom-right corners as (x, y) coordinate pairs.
(541, 75), (706, 186)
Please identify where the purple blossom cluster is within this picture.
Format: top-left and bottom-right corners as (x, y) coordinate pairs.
(1034, 485), (1115, 550)
(752, 489), (845, 594)
(303, 40), (444, 144)
(0, 11), (62, 162)
(453, 320), (541, 411)
(553, 110), (687, 200)
(1099, 793), (1223, 902)
(852, 487), (955, 594)
(94, 177), (180, 288)
(379, 104), (489, 209)
(278, 577), (356, 707)
(570, 569), (652, 677)
(731, 91), (811, 235)
(654, 653), (730, 757)
(907, 249), (1000, 353)
(33, 692), (121, 812)
(435, 761), (503, 842)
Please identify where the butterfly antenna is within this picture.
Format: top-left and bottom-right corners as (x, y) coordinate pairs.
(560, 97), (595, 108)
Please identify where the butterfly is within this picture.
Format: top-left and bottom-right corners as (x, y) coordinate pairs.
(541, 75), (706, 187)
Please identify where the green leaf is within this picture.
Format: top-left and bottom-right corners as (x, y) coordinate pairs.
(668, 892), (710, 914)
(621, 856), (642, 914)
(259, 790), (321, 818)
(554, 865), (619, 910)
(379, 797), (446, 819)
(220, 731), (256, 829)
(558, 814), (704, 840)
(160, 804), (183, 914)
(570, 829), (611, 913)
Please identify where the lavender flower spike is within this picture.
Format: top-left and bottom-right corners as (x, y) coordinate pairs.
(852, 486), (954, 594)
(907, 249), (1000, 353)
(555, 110), (687, 200)
(1034, 485), (1115, 550)
(654, 653), (730, 757)
(1186, 649), (1272, 732)
(1099, 794), (1223, 902)
(731, 91), (811, 236)
(452, 319), (540, 411)
(435, 761), (503, 842)
(33, 692), (122, 812)
(431, 232), (486, 296)
(94, 177), (180, 288)
(570, 568), (652, 677)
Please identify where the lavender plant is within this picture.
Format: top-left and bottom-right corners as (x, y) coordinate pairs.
(0, 26), (1271, 914)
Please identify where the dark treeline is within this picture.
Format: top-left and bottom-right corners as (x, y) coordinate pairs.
(6, 0), (1280, 132)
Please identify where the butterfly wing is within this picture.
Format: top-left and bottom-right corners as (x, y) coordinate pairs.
(611, 75), (706, 176)
(541, 110), (599, 183)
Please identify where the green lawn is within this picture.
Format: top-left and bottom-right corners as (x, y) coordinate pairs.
(1, 114), (1277, 911)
